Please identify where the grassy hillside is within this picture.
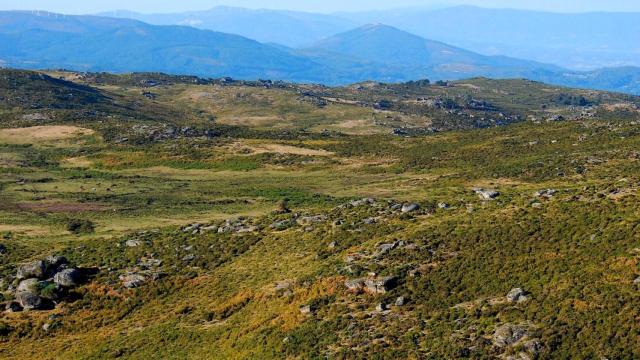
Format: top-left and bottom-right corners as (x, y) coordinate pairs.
(0, 70), (639, 359)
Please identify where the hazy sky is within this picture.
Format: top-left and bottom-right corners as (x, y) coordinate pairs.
(2, 0), (640, 14)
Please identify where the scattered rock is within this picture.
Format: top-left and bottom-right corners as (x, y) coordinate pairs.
(474, 188), (500, 200)
(344, 278), (366, 293)
(350, 198), (375, 207)
(534, 189), (557, 198)
(375, 303), (388, 312)
(328, 241), (338, 249)
(438, 202), (450, 209)
(182, 223), (201, 233)
(297, 215), (327, 225)
(365, 276), (398, 294)
(53, 268), (81, 287)
(401, 203), (420, 213)
(125, 239), (143, 247)
(299, 305), (312, 314)
(270, 219), (294, 231)
(395, 296), (406, 306)
(493, 324), (529, 347)
(120, 274), (146, 289)
(506, 288), (529, 303)
(182, 254), (196, 262)
(377, 242), (399, 256)
(362, 217), (377, 225)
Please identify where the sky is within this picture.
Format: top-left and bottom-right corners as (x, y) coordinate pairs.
(1, 0), (640, 14)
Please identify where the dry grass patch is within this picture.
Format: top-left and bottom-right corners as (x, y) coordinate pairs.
(0, 126), (94, 144)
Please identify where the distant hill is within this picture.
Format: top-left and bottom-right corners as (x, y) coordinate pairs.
(301, 24), (561, 81)
(337, 6), (640, 71)
(0, 11), (639, 94)
(99, 6), (356, 47)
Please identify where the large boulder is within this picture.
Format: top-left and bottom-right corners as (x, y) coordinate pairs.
(45, 255), (68, 269)
(16, 292), (44, 311)
(53, 269), (81, 287)
(365, 276), (398, 294)
(16, 261), (46, 280)
(16, 278), (40, 294)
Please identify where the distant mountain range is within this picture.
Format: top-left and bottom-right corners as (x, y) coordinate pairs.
(102, 5), (640, 71)
(99, 7), (355, 48)
(0, 11), (324, 82)
(0, 11), (639, 94)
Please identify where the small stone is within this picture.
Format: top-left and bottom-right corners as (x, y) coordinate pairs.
(506, 288), (529, 303)
(438, 202), (450, 209)
(344, 278), (366, 293)
(395, 296), (406, 306)
(5, 301), (22, 312)
(401, 203), (420, 213)
(474, 188), (500, 200)
(375, 303), (387, 312)
(328, 241), (337, 249)
(125, 239), (142, 247)
(120, 274), (146, 288)
(377, 242), (399, 256)
(182, 254), (196, 262)
(299, 305), (312, 314)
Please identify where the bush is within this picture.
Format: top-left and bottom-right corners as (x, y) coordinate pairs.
(66, 219), (95, 234)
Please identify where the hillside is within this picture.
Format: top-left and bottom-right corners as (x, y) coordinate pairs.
(302, 24), (560, 80)
(0, 69), (639, 358)
(0, 12), (325, 82)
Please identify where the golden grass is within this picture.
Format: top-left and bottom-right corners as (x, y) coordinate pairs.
(0, 126), (94, 144)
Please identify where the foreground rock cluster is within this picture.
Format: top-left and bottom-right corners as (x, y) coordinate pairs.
(3, 255), (85, 312)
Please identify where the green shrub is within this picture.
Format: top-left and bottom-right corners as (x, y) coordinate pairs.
(66, 219), (95, 234)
